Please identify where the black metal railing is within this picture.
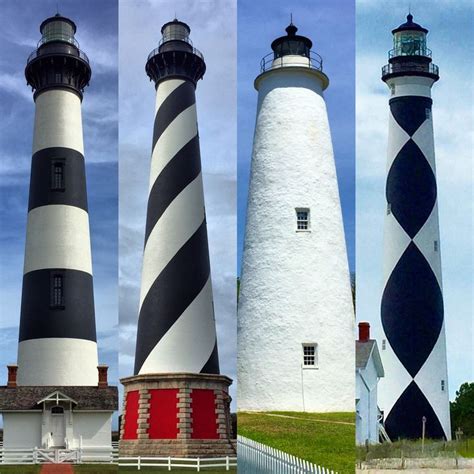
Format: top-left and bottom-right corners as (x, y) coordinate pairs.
(147, 45), (204, 62)
(260, 50), (323, 73)
(388, 47), (432, 59)
(27, 44), (89, 65)
(382, 62), (439, 77)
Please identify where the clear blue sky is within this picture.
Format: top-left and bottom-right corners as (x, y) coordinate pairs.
(237, 0), (356, 275)
(0, 0), (118, 422)
(356, 0), (473, 401)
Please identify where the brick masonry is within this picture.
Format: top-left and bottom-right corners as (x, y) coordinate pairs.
(119, 373), (235, 457)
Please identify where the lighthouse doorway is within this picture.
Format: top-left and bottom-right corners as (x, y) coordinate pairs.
(50, 406), (66, 447)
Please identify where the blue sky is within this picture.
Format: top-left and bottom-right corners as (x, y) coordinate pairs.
(118, 0), (237, 408)
(356, 0), (473, 400)
(0, 0), (118, 420)
(237, 0), (355, 275)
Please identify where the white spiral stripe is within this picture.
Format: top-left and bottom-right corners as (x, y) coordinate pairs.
(154, 78), (185, 113)
(139, 174), (205, 310)
(138, 277), (216, 375)
(149, 103), (198, 191)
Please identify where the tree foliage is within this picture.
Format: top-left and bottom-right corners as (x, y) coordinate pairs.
(450, 382), (474, 437)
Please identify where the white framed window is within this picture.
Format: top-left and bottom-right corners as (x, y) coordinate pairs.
(441, 380), (445, 391)
(296, 208), (310, 231)
(382, 339), (386, 350)
(302, 343), (318, 368)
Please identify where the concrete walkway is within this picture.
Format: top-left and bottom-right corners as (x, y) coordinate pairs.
(40, 464), (74, 474)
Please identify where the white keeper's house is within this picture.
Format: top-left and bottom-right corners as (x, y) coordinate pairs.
(356, 322), (385, 445)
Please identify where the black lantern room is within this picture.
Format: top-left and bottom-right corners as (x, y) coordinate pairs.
(25, 13), (91, 99)
(382, 14), (439, 82)
(145, 19), (206, 87)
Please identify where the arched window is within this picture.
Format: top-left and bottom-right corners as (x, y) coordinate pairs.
(51, 406), (64, 414)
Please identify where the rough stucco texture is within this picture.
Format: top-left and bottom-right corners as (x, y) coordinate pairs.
(238, 69), (355, 412)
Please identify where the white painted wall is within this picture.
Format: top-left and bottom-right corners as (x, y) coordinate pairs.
(3, 413), (42, 448)
(356, 356), (380, 444)
(238, 66), (355, 412)
(72, 412), (112, 448)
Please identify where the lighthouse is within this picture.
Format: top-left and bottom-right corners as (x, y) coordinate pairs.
(0, 13), (117, 454)
(18, 13), (97, 387)
(379, 14), (450, 440)
(120, 19), (234, 457)
(238, 23), (355, 412)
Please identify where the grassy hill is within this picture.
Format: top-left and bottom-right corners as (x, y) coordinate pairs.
(238, 411), (355, 473)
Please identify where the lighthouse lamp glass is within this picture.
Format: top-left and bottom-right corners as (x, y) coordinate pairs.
(393, 31), (427, 57)
(41, 20), (75, 45)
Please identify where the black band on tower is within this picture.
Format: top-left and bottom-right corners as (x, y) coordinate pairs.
(19, 269), (97, 343)
(28, 147), (88, 212)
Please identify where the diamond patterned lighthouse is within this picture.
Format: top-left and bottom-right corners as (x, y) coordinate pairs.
(379, 14), (451, 440)
(119, 19), (234, 457)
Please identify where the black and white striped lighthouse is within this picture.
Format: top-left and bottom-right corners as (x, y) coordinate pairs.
(120, 20), (233, 456)
(18, 13), (98, 386)
(379, 14), (451, 440)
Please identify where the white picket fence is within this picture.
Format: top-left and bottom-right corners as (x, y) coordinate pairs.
(118, 455), (237, 470)
(0, 445), (118, 464)
(238, 435), (338, 474)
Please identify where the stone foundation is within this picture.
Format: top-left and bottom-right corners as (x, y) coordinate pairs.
(119, 373), (235, 457)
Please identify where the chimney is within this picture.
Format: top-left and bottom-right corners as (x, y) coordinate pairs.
(98, 365), (108, 388)
(358, 322), (370, 342)
(7, 365), (18, 388)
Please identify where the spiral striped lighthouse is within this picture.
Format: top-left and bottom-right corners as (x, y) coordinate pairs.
(379, 14), (450, 440)
(18, 13), (97, 386)
(238, 23), (355, 412)
(120, 20), (234, 457)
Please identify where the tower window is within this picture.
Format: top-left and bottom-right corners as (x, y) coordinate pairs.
(50, 273), (64, 309)
(387, 203), (391, 215)
(51, 160), (65, 191)
(441, 380), (445, 391)
(302, 343), (317, 368)
(296, 208), (310, 231)
(390, 84), (395, 95)
(382, 339), (386, 350)
(425, 108), (431, 120)
(434, 240), (439, 252)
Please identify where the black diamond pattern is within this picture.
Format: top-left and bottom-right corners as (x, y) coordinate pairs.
(390, 96), (432, 137)
(381, 242), (444, 378)
(385, 381), (446, 440)
(387, 139), (437, 238)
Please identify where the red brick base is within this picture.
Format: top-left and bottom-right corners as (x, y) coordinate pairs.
(119, 373), (235, 457)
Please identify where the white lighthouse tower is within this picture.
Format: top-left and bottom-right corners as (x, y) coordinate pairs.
(238, 23), (354, 412)
(379, 14), (451, 440)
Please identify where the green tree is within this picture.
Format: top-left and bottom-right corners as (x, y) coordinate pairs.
(450, 382), (474, 437)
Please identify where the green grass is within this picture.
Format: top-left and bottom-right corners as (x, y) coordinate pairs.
(238, 411), (356, 474)
(119, 469), (235, 473)
(456, 438), (474, 458)
(75, 465), (118, 473)
(0, 467), (40, 473)
(357, 437), (474, 460)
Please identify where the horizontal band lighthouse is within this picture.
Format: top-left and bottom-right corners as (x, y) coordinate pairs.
(379, 14), (450, 440)
(238, 22), (355, 412)
(0, 13), (117, 453)
(120, 19), (234, 457)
